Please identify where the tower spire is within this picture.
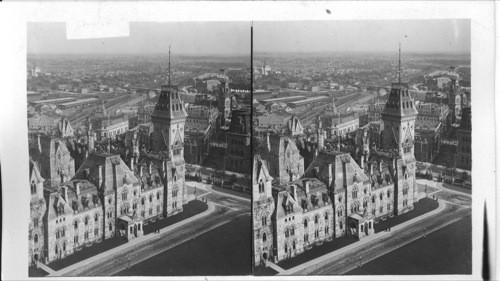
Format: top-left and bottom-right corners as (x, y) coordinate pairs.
(168, 45), (171, 86)
(398, 42), (402, 84)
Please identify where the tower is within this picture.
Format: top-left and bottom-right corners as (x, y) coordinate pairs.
(380, 44), (418, 162)
(217, 72), (230, 127)
(29, 161), (46, 265)
(380, 44), (419, 215)
(151, 47), (188, 161)
(252, 155), (275, 266)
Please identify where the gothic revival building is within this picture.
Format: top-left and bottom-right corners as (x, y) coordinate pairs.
(30, 134), (76, 186)
(456, 107), (471, 170)
(253, 67), (419, 266)
(29, 72), (188, 266)
(225, 107), (251, 174)
(29, 161), (46, 265)
(259, 133), (304, 184)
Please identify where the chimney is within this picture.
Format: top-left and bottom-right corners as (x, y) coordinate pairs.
(162, 160), (167, 177)
(369, 162), (374, 175)
(291, 185), (297, 200)
(37, 134), (42, 153)
(148, 162), (152, 175)
(360, 156), (364, 169)
(266, 132), (271, 151)
(379, 160), (383, 173)
(139, 165), (143, 177)
(327, 163), (333, 188)
(97, 165), (103, 187)
(62, 186), (68, 202)
(303, 180), (310, 194)
(74, 181), (80, 196)
(129, 157), (134, 171)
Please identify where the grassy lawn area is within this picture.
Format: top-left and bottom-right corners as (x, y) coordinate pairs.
(49, 237), (127, 271)
(142, 200), (208, 235)
(442, 182), (471, 194)
(28, 266), (49, 277)
(278, 235), (358, 270)
(48, 200), (207, 271)
(374, 197), (439, 233)
(346, 215), (472, 275)
(253, 265), (279, 276)
(114, 214), (252, 276)
(211, 184), (251, 200)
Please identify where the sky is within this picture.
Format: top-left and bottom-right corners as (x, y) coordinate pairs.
(28, 20), (470, 55)
(254, 19), (470, 54)
(28, 22), (252, 55)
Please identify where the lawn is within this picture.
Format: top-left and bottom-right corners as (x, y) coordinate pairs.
(49, 237), (127, 271)
(211, 184), (251, 200)
(374, 197), (439, 233)
(346, 215), (472, 275)
(253, 265), (279, 276)
(143, 200), (208, 235)
(278, 235), (359, 270)
(28, 266), (49, 277)
(114, 214), (252, 276)
(48, 200), (207, 271)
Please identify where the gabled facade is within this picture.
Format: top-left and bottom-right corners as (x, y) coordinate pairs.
(252, 156), (275, 266)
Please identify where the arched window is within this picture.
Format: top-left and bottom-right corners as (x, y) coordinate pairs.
(74, 221), (78, 229)
(379, 193), (383, 200)
(304, 219), (308, 228)
(293, 241), (296, 250)
(157, 192), (160, 200)
(314, 215), (319, 224)
(325, 212), (329, 220)
(34, 234), (38, 243)
(337, 207), (343, 217)
(258, 180), (264, 193)
(84, 217), (89, 226)
(94, 213), (98, 222)
(352, 187), (358, 199)
(31, 181), (36, 194)
(387, 189), (391, 198)
(263, 232), (267, 242)
(262, 216), (267, 226)
(363, 198), (368, 208)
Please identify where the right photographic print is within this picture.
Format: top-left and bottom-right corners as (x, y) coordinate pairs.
(251, 20), (471, 276)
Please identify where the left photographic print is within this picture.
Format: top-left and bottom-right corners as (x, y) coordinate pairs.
(27, 22), (252, 277)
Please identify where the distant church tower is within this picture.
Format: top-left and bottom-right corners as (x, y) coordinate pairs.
(381, 44), (418, 162)
(151, 46), (188, 162)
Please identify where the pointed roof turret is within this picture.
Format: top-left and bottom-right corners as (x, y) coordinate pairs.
(381, 44), (418, 119)
(151, 46), (188, 121)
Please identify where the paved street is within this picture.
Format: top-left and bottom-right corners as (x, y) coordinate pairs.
(54, 181), (249, 276)
(272, 178), (471, 275)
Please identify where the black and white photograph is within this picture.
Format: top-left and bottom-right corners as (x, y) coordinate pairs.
(0, 1), (495, 281)
(26, 22), (252, 277)
(251, 19), (473, 275)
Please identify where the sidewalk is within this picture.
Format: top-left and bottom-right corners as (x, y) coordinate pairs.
(278, 200), (446, 275)
(47, 202), (216, 277)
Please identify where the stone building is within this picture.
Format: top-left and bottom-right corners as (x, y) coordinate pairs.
(259, 133), (304, 184)
(252, 156), (275, 266)
(29, 79), (188, 265)
(184, 105), (220, 165)
(456, 107), (471, 170)
(29, 161), (46, 266)
(30, 134), (76, 186)
(253, 80), (419, 266)
(225, 107), (251, 174)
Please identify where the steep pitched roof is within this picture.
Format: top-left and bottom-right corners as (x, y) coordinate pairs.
(252, 154), (273, 185)
(74, 153), (139, 193)
(304, 151), (369, 191)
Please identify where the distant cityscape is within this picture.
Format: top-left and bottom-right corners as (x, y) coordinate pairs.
(25, 21), (472, 278)
(251, 49), (472, 275)
(27, 51), (253, 276)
